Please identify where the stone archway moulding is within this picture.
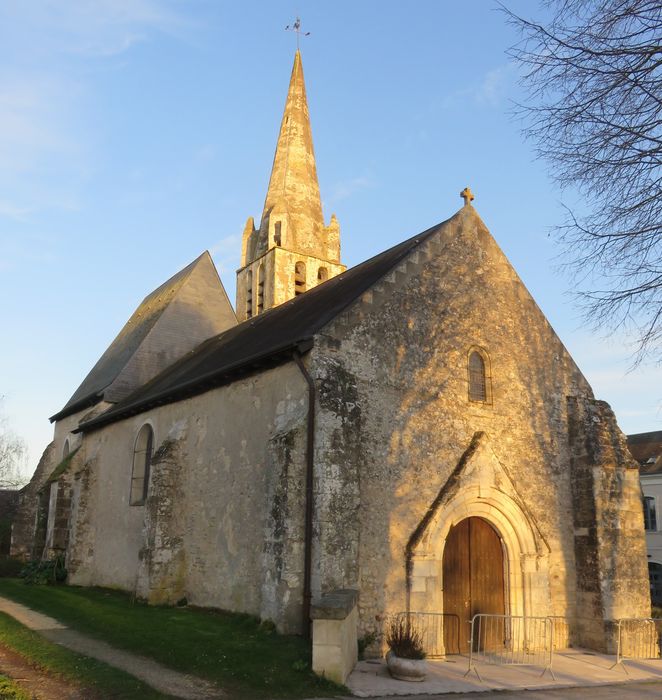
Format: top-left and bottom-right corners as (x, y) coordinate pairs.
(405, 431), (551, 620)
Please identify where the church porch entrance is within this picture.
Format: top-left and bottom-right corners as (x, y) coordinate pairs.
(442, 516), (506, 654)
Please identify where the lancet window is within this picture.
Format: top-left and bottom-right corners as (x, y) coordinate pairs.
(130, 424), (153, 506)
(468, 348), (491, 403)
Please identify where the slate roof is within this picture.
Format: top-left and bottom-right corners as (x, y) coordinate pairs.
(629, 431), (662, 475)
(78, 217), (447, 433)
(52, 253), (228, 423)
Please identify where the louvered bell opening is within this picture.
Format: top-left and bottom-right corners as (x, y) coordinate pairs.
(257, 282), (264, 313)
(295, 263), (306, 296)
(246, 271), (253, 319)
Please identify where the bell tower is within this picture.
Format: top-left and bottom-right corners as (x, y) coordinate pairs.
(236, 51), (346, 321)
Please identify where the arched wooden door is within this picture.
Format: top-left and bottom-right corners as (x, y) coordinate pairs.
(442, 517), (505, 654)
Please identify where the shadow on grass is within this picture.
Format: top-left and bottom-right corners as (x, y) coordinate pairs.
(0, 579), (346, 699)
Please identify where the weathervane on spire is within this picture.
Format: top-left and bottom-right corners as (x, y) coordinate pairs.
(285, 17), (310, 50)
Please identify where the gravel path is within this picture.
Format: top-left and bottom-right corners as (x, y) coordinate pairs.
(0, 595), (224, 699)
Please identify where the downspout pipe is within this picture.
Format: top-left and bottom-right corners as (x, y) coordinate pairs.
(293, 345), (315, 639)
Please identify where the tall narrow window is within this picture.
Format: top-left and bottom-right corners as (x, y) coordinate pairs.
(649, 562), (662, 605)
(130, 424), (153, 506)
(468, 350), (488, 402)
(274, 221), (282, 246)
(246, 268), (253, 318)
(295, 261), (306, 295)
(317, 267), (328, 284)
(62, 439), (70, 459)
(644, 496), (657, 531)
(257, 264), (265, 313)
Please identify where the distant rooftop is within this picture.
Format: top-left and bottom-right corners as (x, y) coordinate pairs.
(628, 431), (662, 476)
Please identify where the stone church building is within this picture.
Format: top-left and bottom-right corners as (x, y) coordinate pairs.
(13, 51), (650, 657)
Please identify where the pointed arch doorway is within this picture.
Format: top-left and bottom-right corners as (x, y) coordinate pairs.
(442, 517), (505, 654)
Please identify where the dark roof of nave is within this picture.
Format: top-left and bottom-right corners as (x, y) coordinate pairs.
(628, 431), (662, 475)
(78, 216), (449, 433)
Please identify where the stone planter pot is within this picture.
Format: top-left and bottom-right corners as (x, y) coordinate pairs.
(385, 650), (427, 682)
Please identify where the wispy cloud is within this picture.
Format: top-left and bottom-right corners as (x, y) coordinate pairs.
(567, 330), (662, 431)
(1, 1), (191, 58)
(327, 175), (375, 204)
(442, 63), (516, 110)
(0, 1), (193, 228)
(209, 235), (241, 275)
(0, 200), (30, 222)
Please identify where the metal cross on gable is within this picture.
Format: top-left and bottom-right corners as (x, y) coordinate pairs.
(285, 17), (310, 49)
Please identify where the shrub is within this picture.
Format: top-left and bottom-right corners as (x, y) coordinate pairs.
(0, 557), (23, 578)
(19, 556), (67, 585)
(385, 617), (426, 660)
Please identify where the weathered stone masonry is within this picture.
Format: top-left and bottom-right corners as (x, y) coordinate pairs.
(12, 50), (650, 658)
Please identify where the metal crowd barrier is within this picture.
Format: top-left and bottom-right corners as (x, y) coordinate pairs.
(547, 616), (572, 650)
(391, 612), (460, 658)
(611, 618), (662, 674)
(464, 614), (556, 681)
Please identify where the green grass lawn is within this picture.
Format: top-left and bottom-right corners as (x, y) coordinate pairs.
(0, 580), (344, 699)
(0, 611), (170, 699)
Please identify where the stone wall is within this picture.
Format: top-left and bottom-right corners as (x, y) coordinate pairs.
(308, 205), (630, 650)
(11, 404), (107, 561)
(568, 396), (650, 651)
(66, 362), (309, 633)
(236, 245), (345, 321)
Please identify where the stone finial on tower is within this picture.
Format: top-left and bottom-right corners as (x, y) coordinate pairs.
(460, 187), (475, 206)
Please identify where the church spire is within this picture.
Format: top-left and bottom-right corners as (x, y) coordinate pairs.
(236, 50), (345, 321)
(261, 50), (324, 240)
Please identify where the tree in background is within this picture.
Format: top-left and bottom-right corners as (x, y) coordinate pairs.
(0, 398), (26, 489)
(505, 0), (662, 363)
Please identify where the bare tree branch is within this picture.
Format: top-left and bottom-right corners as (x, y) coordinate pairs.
(0, 397), (27, 489)
(503, 0), (662, 364)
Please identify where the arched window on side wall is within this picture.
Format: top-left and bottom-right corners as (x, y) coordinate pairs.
(130, 424), (154, 506)
(62, 439), (70, 459)
(317, 267), (328, 284)
(468, 348), (491, 403)
(295, 262), (306, 295)
(257, 264), (265, 313)
(246, 268), (253, 318)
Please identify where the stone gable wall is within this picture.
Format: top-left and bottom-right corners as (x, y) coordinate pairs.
(308, 207), (647, 649)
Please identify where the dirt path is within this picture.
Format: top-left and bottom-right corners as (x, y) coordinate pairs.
(0, 596), (223, 699)
(0, 643), (90, 699)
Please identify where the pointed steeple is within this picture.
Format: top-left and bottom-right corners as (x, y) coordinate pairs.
(261, 50), (324, 241)
(236, 50), (345, 321)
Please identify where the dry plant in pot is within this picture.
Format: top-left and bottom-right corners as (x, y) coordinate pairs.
(385, 616), (427, 681)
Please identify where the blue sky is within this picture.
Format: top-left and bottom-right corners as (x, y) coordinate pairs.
(1, 0), (660, 478)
